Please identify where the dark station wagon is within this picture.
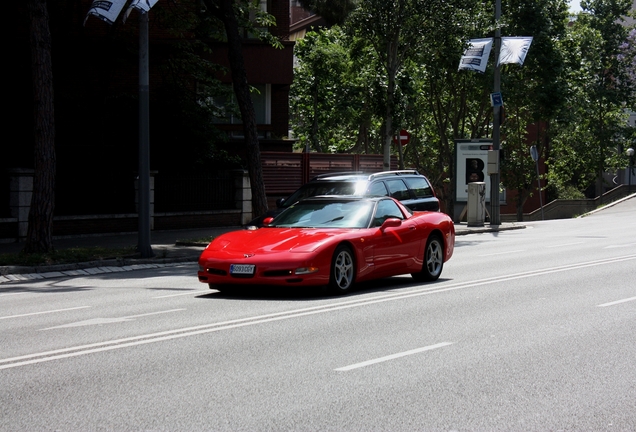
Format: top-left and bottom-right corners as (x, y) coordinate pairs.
(248, 170), (440, 227)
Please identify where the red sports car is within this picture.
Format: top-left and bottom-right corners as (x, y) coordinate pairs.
(198, 196), (455, 295)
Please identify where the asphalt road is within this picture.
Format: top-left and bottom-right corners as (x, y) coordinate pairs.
(0, 196), (634, 431)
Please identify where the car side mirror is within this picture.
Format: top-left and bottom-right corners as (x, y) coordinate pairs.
(380, 218), (402, 230)
(263, 217), (275, 226)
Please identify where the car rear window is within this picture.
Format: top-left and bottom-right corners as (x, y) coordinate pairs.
(404, 177), (434, 198)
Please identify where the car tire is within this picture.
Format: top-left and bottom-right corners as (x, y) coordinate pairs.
(411, 234), (444, 282)
(328, 244), (355, 294)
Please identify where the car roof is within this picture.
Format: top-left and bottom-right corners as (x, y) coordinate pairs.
(309, 169), (423, 182)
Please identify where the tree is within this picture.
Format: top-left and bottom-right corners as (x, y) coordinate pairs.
(619, 28), (636, 105)
(347, 0), (478, 172)
(347, 0), (424, 170)
(24, 0), (56, 254)
(497, 0), (570, 219)
(548, 0), (633, 199)
(406, 1), (492, 216)
(289, 0), (636, 219)
(584, 0), (632, 199)
(291, 27), (377, 153)
(291, 0), (493, 214)
(201, 0), (279, 217)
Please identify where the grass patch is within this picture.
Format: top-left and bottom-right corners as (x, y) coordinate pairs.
(0, 246), (138, 267)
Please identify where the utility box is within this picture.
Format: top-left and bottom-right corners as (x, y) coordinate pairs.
(467, 182), (486, 227)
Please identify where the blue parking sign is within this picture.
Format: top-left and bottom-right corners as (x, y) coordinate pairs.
(490, 92), (503, 107)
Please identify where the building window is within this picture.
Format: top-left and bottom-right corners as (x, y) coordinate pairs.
(203, 84), (271, 138)
(251, 84), (271, 125)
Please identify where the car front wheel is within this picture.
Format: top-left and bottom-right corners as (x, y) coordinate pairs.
(328, 245), (355, 294)
(411, 234), (444, 282)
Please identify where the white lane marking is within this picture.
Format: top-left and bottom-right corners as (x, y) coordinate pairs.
(124, 309), (186, 318)
(481, 250), (525, 257)
(0, 292), (29, 297)
(335, 342), (453, 372)
(605, 243), (636, 249)
(42, 309), (186, 329)
(153, 290), (208, 298)
(2, 254), (635, 370)
(0, 306), (91, 320)
(545, 242), (585, 248)
(597, 296), (636, 307)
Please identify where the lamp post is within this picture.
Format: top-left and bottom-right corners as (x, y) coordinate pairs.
(627, 147), (635, 194)
(490, 0), (502, 226)
(137, 11), (153, 258)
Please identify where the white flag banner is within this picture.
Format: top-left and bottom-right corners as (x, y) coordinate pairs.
(124, 0), (159, 22)
(84, 0), (129, 25)
(458, 38), (493, 73)
(498, 37), (533, 66)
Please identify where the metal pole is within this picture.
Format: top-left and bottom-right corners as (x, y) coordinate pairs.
(138, 11), (153, 258)
(490, 0), (501, 225)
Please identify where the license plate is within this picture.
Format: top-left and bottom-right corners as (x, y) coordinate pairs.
(230, 264), (255, 275)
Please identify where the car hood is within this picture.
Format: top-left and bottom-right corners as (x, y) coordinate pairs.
(205, 228), (353, 254)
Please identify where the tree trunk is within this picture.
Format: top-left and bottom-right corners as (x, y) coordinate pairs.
(383, 37), (397, 171)
(516, 193), (524, 222)
(24, 0), (56, 254)
(210, 0), (268, 217)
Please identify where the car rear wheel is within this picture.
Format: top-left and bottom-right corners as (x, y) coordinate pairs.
(411, 234), (444, 282)
(328, 245), (355, 294)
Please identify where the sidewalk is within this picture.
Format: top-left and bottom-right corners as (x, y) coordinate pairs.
(0, 222), (525, 284)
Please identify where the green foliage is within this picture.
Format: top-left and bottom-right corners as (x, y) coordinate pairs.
(553, 183), (587, 199)
(548, 0), (633, 196)
(346, 0), (469, 166)
(291, 27), (361, 152)
(382, 0), (495, 208)
(290, 0), (636, 213)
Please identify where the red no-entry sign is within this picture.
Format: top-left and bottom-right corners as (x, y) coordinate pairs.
(393, 129), (410, 145)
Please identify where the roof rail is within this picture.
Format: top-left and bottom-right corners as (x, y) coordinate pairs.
(368, 169), (420, 180)
(310, 171), (365, 180)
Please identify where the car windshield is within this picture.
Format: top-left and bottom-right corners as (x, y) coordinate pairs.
(271, 200), (374, 228)
(281, 181), (367, 208)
